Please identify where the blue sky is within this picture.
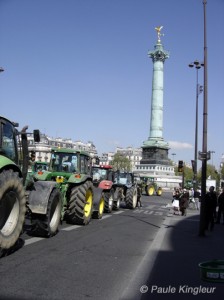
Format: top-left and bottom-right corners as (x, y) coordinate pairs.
(0, 0), (223, 169)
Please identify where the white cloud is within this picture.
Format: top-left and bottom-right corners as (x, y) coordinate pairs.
(168, 141), (193, 150)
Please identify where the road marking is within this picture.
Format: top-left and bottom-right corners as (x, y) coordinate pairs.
(133, 209), (165, 216)
(99, 210), (125, 220)
(144, 205), (157, 209)
(23, 210), (124, 246)
(154, 211), (164, 216)
(144, 211), (154, 215)
(24, 237), (45, 246)
(113, 210), (125, 215)
(62, 225), (82, 231)
(100, 215), (111, 220)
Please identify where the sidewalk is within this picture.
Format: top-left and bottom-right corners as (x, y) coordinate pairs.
(140, 207), (224, 299)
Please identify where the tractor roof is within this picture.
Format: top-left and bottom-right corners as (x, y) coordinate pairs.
(35, 161), (48, 165)
(0, 116), (19, 127)
(51, 147), (90, 157)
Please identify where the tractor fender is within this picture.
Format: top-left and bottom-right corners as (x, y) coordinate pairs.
(98, 180), (113, 190)
(92, 186), (104, 210)
(0, 155), (22, 178)
(28, 181), (58, 215)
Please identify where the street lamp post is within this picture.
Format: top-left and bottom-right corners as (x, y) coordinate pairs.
(189, 61), (203, 192)
(199, 0), (208, 236)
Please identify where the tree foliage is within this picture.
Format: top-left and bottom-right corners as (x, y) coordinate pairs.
(197, 164), (220, 182)
(174, 162), (224, 189)
(174, 165), (193, 184)
(220, 164), (224, 180)
(111, 153), (132, 171)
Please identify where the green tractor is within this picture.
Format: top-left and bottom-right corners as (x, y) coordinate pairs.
(25, 158), (49, 188)
(0, 116), (40, 252)
(141, 176), (162, 196)
(32, 160), (49, 173)
(113, 171), (142, 209)
(27, 147), (104, 237)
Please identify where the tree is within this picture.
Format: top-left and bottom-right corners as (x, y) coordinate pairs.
(183, 166), (194, 183)
(174, 165), (193, 180)
(197, 164), (220, 183)
(174, 165), (194, 188)
(220, 164), (224, 180)
(111, 153), (132, 171)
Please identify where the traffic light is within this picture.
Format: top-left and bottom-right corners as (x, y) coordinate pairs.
(33, 130), (40, 142)
(178, 160), (184, 172)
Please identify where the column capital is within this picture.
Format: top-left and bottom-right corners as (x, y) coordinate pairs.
(148, 44), (169, 63)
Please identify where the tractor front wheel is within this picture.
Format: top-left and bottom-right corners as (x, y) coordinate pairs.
(113, 188), (122, 210)
(29, 188), (62, 237)
(104, 190), (114, 213)
(156, 187), (162, 196)
(126, 186), (138, 209)
(92, 195), (105, 219)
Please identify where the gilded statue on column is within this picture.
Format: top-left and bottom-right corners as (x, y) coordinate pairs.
(155, 26), (164, 43)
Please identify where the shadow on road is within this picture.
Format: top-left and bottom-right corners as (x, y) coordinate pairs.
(140, 213), (224, 299)
(0, 238), (25, 259)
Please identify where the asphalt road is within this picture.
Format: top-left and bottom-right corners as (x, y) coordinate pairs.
(0, 191), (173, 300)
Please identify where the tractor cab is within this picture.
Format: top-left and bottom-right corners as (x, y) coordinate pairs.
(114, 171), (133, 187)
(0, 117), (19, 164)
(91, 165), (113, 186)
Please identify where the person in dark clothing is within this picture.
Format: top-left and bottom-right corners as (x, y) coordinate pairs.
(216, 188), (224, 224)
(179, 189), (189, 216)
(205, 186), (217, 231)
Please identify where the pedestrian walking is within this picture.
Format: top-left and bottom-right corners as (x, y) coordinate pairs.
(216, 188), (224, 224)
(194, 188), (201, 210)
(172, 188), (180, 201)
(172, 188), (181, 215)
(172, 187), (177, 200)
(205, 186), (217, 231)
(189, 188), (194, 201)
(188, 187), (196, 209)
(179, 188), (189, 216)
(136, 189), (142, 208)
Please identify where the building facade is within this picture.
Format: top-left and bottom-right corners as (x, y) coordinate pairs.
(99, 146), (142, 171)
(27, 133), (97, 162)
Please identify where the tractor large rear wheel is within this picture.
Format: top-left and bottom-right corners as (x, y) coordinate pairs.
(0, 170), (26, 250)
(125, 186), (138, 209)
(67, 181), (93, 225)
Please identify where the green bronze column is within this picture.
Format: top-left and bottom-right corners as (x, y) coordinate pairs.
(149, 27), (169, 141)
(141, 26), (170, 165)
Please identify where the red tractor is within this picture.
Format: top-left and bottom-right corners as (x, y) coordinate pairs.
(91, 165), (117, 213)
